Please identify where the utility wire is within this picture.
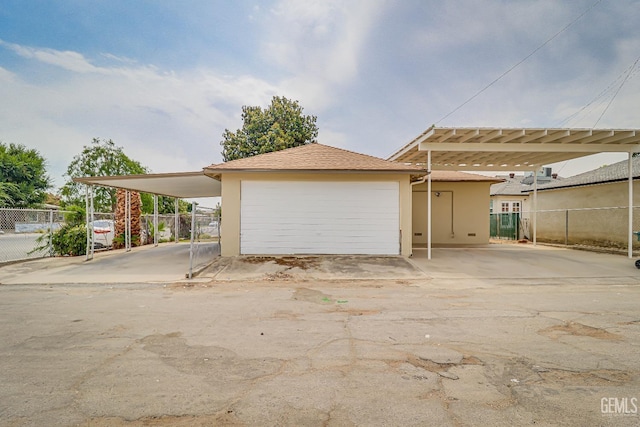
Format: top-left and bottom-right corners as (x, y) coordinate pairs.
(592, 54), (640, 128)
(558, 73), (625, 127)
(557, 61), (640, 127)
(435, 0), (604, 125)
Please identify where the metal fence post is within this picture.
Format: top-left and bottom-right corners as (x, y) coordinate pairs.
(48, 209), (53, 256)
(153, 195), (158, 247)
(188, 202), (196, 279)
(565, 209), (569, 246)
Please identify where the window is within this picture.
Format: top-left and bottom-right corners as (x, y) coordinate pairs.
(512, 202), (520, 213)
(501, 202), (509, 213)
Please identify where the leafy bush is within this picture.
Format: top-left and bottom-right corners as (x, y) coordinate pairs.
(51, 224), (87, 256)
(32, 205), (87, 256)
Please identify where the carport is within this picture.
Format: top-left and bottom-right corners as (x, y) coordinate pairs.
(389, 126), (640, 259)
(73, 171), (221, 278)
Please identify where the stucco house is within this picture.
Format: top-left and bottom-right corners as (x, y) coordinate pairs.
(413, 171), (501, 247)
(490, 168), (559, 215)
(76, 127), (640, 259)
(204, 143), (425, 256)
(203, 144), (502, 256)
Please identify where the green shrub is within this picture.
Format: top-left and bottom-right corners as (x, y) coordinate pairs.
(31, 223), (87, 256)
(31, 205), (88, 257)
(52, 224), (87, 256)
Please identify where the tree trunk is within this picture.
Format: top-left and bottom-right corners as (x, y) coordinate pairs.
(114, 189), (142, 249)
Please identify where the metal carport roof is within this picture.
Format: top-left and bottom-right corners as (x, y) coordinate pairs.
(389, 126), (640, 260)
(73, 170), (221, 198)
(73, 171), (221, 277)
(389, 127), (640, 171)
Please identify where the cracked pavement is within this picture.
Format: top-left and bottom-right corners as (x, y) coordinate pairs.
(1, 272), (639, 427)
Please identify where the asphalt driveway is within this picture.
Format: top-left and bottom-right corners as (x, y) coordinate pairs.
(1, 244), (639, 426)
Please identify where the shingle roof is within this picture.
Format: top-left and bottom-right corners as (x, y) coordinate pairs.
(490, 178), (527, 195)
(490, 175), (561, 195)
(205, 143), (425, 174)
(535, 157), (640, 191)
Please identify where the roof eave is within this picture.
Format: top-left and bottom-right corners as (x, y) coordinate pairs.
(203, 168), (426, 174)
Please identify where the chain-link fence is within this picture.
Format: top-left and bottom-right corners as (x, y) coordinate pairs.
(1, 207), (221, 267)
(514, 206), (640, 252)
(138, 211), (220, 277)
(0, 208), (70, 263)
(139, 212), (220, 245)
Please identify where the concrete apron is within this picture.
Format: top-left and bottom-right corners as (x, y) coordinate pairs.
(201, 255), (428, 282)
(2, 242), (639, 285)
(410, 243), (639, 278)
(0, 242), (219, 285)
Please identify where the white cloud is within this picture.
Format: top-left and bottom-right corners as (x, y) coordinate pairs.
(260, 0), (387, 110)
(0, 41), (280, 188)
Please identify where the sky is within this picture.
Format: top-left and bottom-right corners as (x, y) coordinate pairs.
(1, 0), (639, 206)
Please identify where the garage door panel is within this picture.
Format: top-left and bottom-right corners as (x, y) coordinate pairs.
(241, 181), (399, 255)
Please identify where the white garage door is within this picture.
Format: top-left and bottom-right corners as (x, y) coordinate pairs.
(241, 181), (399, 255)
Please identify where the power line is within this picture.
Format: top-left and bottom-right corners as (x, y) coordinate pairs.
(557, 61), (640, 127)
(592, 54), (640, 128)
(435, 0), (604, 125)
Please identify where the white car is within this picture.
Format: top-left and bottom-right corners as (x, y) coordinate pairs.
(90, 220), (115, 249)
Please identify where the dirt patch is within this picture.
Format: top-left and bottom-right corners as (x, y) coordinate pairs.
(461, 355), (484, 365)
(335, 308), (381, 316)
(618, 319), (640, 325)
(242, 256), (321, 270)
(265, 271), (295, 281)
(291, 288), (334, 304)
(538, 321), (623, 341)
(272, 310), (302, 320)
(539, 368), (631, 386)
(83, 413), (242, 426)
(429, 294), (468, 299)
(407, 354), (483, 373)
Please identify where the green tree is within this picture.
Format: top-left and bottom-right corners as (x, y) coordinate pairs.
(61, 138), (148, 212)
(0, 142), (51, 208)
(157, 195), (190, 214)
(221, 96), (318, 161)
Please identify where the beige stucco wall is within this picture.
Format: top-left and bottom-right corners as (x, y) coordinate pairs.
(412, 181), (492, 246)
(535, 181), (640, 248)
(219, 172), (413, 256)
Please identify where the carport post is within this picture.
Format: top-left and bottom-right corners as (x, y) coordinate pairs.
(85, 185), (91, 261)
(125, 190), (131, 252)
(153, 195), (158, 247)
(427, 150), (432, 260)
(188, 201), (196, 279)
(174, 199), (179, 243)
(48, 209), (53, 256)
(628, 152), (633, 258)
(532, 169), (538, 246)
(90, 185), (95, 259)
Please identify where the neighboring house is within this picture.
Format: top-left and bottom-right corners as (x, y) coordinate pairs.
(528, 157), (640, 248)
(490, 168), (560, 215)
(490, 168), (561, 239)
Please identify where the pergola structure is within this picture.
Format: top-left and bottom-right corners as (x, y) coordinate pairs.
(73, 171), (221, 278)
(389, 126), (640, 259)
